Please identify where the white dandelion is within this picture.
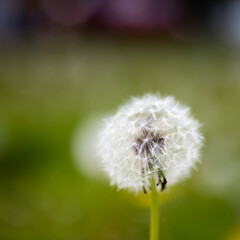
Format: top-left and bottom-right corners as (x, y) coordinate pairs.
(98, 93), (203, 194)
(71, 116), (105, 180)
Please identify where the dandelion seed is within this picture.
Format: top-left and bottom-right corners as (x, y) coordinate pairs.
(98, 94), (203, 193)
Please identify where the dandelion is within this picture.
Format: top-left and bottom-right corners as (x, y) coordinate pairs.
(98, 93), (203, 240)
(71, 116), (105, 180)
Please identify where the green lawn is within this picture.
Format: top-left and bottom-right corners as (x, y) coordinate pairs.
(0, 36), (239, 240)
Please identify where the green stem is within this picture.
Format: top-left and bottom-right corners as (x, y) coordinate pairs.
(150, 179), (159, 240)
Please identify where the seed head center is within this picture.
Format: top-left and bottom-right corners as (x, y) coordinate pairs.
(133, 130), (165, 157)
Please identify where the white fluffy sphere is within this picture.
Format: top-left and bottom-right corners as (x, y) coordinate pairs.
(98, 94), (203, 193)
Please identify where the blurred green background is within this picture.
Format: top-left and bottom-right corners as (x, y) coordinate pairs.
(0, 36), (240, 240)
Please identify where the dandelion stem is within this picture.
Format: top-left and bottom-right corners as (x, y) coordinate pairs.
(150, 178), (159, 240)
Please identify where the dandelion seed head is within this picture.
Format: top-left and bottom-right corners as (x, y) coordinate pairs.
(98, 94), (203, 193)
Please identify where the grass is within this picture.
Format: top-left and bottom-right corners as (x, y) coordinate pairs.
(0, 36), (239, 240)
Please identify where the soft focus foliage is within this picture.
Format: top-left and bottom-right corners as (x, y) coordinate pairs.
(71, 115), (105, 180)
(0, 38), (239, 240)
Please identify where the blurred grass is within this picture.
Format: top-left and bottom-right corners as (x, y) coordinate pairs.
(0, 36), (239, 240)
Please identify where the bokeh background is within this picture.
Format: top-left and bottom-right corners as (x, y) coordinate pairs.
(0, 0), (240, 239)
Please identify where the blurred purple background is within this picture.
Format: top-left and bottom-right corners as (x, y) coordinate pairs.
(1, 0), (240, 45)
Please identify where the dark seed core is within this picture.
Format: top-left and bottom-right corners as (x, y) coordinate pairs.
(133, 129), (167, 193)
(133, 129), (165, 157)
